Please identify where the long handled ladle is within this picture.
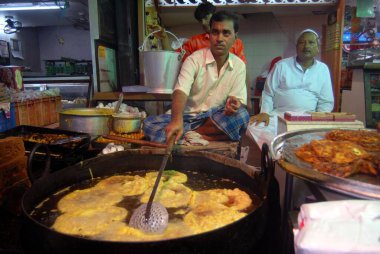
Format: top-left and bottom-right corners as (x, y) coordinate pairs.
(129, 136), (176, 233)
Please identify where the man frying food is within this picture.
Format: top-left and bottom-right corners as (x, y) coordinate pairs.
(143, 11), (249, 144)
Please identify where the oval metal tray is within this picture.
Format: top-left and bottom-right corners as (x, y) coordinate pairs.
(270, 128), (380, 200)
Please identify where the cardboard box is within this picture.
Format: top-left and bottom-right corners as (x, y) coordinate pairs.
(309, 112), (334, 121)
(284, 111), (312, 121)
(331, 112), (356, 122)
(277, 115), (365, 135)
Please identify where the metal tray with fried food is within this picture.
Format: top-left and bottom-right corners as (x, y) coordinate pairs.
(0, 125), (91, 156)
(270, 128), (380, 199)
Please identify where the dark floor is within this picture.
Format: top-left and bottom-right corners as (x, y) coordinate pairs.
(0, 209), (24, 254)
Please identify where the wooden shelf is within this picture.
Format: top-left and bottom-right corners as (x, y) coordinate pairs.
(92, 92), (172, 102)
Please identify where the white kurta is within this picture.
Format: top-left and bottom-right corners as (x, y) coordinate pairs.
(248, 56), (334, 149)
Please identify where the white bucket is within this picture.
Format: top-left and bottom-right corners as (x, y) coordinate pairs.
(139, 30), (185, 94)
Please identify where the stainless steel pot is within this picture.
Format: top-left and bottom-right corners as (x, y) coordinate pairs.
(59, 108), (113, 135)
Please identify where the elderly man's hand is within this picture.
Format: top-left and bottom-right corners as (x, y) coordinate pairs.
(249, 113), (270, 126)
(147, 24), (168, 40)
(224, 96), (241, 116)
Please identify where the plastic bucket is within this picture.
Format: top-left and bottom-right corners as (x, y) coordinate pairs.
(139, 30), (184, 94)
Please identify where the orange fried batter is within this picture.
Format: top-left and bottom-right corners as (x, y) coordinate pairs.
(295, 131), (379, 178)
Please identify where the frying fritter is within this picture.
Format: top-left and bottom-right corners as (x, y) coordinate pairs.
(184, 207), (246, 234)
(190, 189), (228, 208)
(223, 188), (253, 211)
(160, 221), (194, 240)
(190, 188), (252, 211)
(94, 221), (194, 242)
(93, 221), (152, 242)
(52, 206), (128, 237)
(95, 175), (148, 196)
(145, 170), (188, 186)
(57, 187), (124, 213)
(51, 171), (253, 241)
(140, 182), (192, 208)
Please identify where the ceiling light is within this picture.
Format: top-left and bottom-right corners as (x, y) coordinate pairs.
(0, 2), (66, 11)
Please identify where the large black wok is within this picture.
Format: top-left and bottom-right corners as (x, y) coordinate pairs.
(21, 149), (275, 254)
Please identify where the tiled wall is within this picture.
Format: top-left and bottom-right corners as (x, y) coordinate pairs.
(169, 13), (327, 91)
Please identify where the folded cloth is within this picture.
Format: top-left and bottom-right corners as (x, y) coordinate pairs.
(182, 131), (209, 146)
(247, 115), (278, 151)
(0, 102), (11, 118)
(294, 200), (380, 254)
(143, 105), (249, 143)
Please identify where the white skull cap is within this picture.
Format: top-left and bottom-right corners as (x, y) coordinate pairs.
(297, 29), (319, 40)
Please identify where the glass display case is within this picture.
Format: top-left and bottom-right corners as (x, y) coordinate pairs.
(23, 76), (91, 109)
(363, 63), (380, 128)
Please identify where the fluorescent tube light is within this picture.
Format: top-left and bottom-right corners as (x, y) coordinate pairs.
(0, 2), (64, 11)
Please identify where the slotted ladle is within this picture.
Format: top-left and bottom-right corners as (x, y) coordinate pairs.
(129, 136), (176, 233)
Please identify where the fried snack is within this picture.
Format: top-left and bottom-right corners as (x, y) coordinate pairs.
(190, 188), (252, 212)
(184, 207), (246, 234)
(309, 140), (368, 164)
(223, 188), (253, 211)
(22, 133), (70, 144)
(57, 188), (124, 213)
(190, 189), (228, 208)
(93, 221), (152, 242)
(94, 221), (194, 242)
(313, 162), (358, 178)
(160, 221), (194, 240)
(295, 144), (320, 164)
(109, 131), (145, 140)
(326, 129), (380, 152)
(51, 171), (254, 241)
(52, 206), (128, 237)
(295, 136), (379, 177)
(95, 136), (124, 145)
(140, 182), (192, 208)
(144, 170), (188, 186)
(95, 175), (148, 196)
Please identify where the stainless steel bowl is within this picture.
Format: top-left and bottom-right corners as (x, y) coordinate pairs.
(112, 114), (142, 133)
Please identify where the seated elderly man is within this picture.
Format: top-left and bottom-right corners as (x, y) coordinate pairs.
(143, 11), (249, 144)
(248, 29), (334, 148)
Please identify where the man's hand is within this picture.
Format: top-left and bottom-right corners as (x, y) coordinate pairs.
(147, 24), (168, 40)
(224, 96), (241, 116)
(165, 119), (183, 144)
(249, 113), (270, 126)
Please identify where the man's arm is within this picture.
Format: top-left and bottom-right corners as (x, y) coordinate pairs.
(246, 72), (252, 114)
(165, 90), (188, 144)
(164, 54), (197, 144)
(316, 65), (334, 112)
(227, 62), (247, 106)
(230, 39), (251, 111)
(249, 65), (278, 126)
